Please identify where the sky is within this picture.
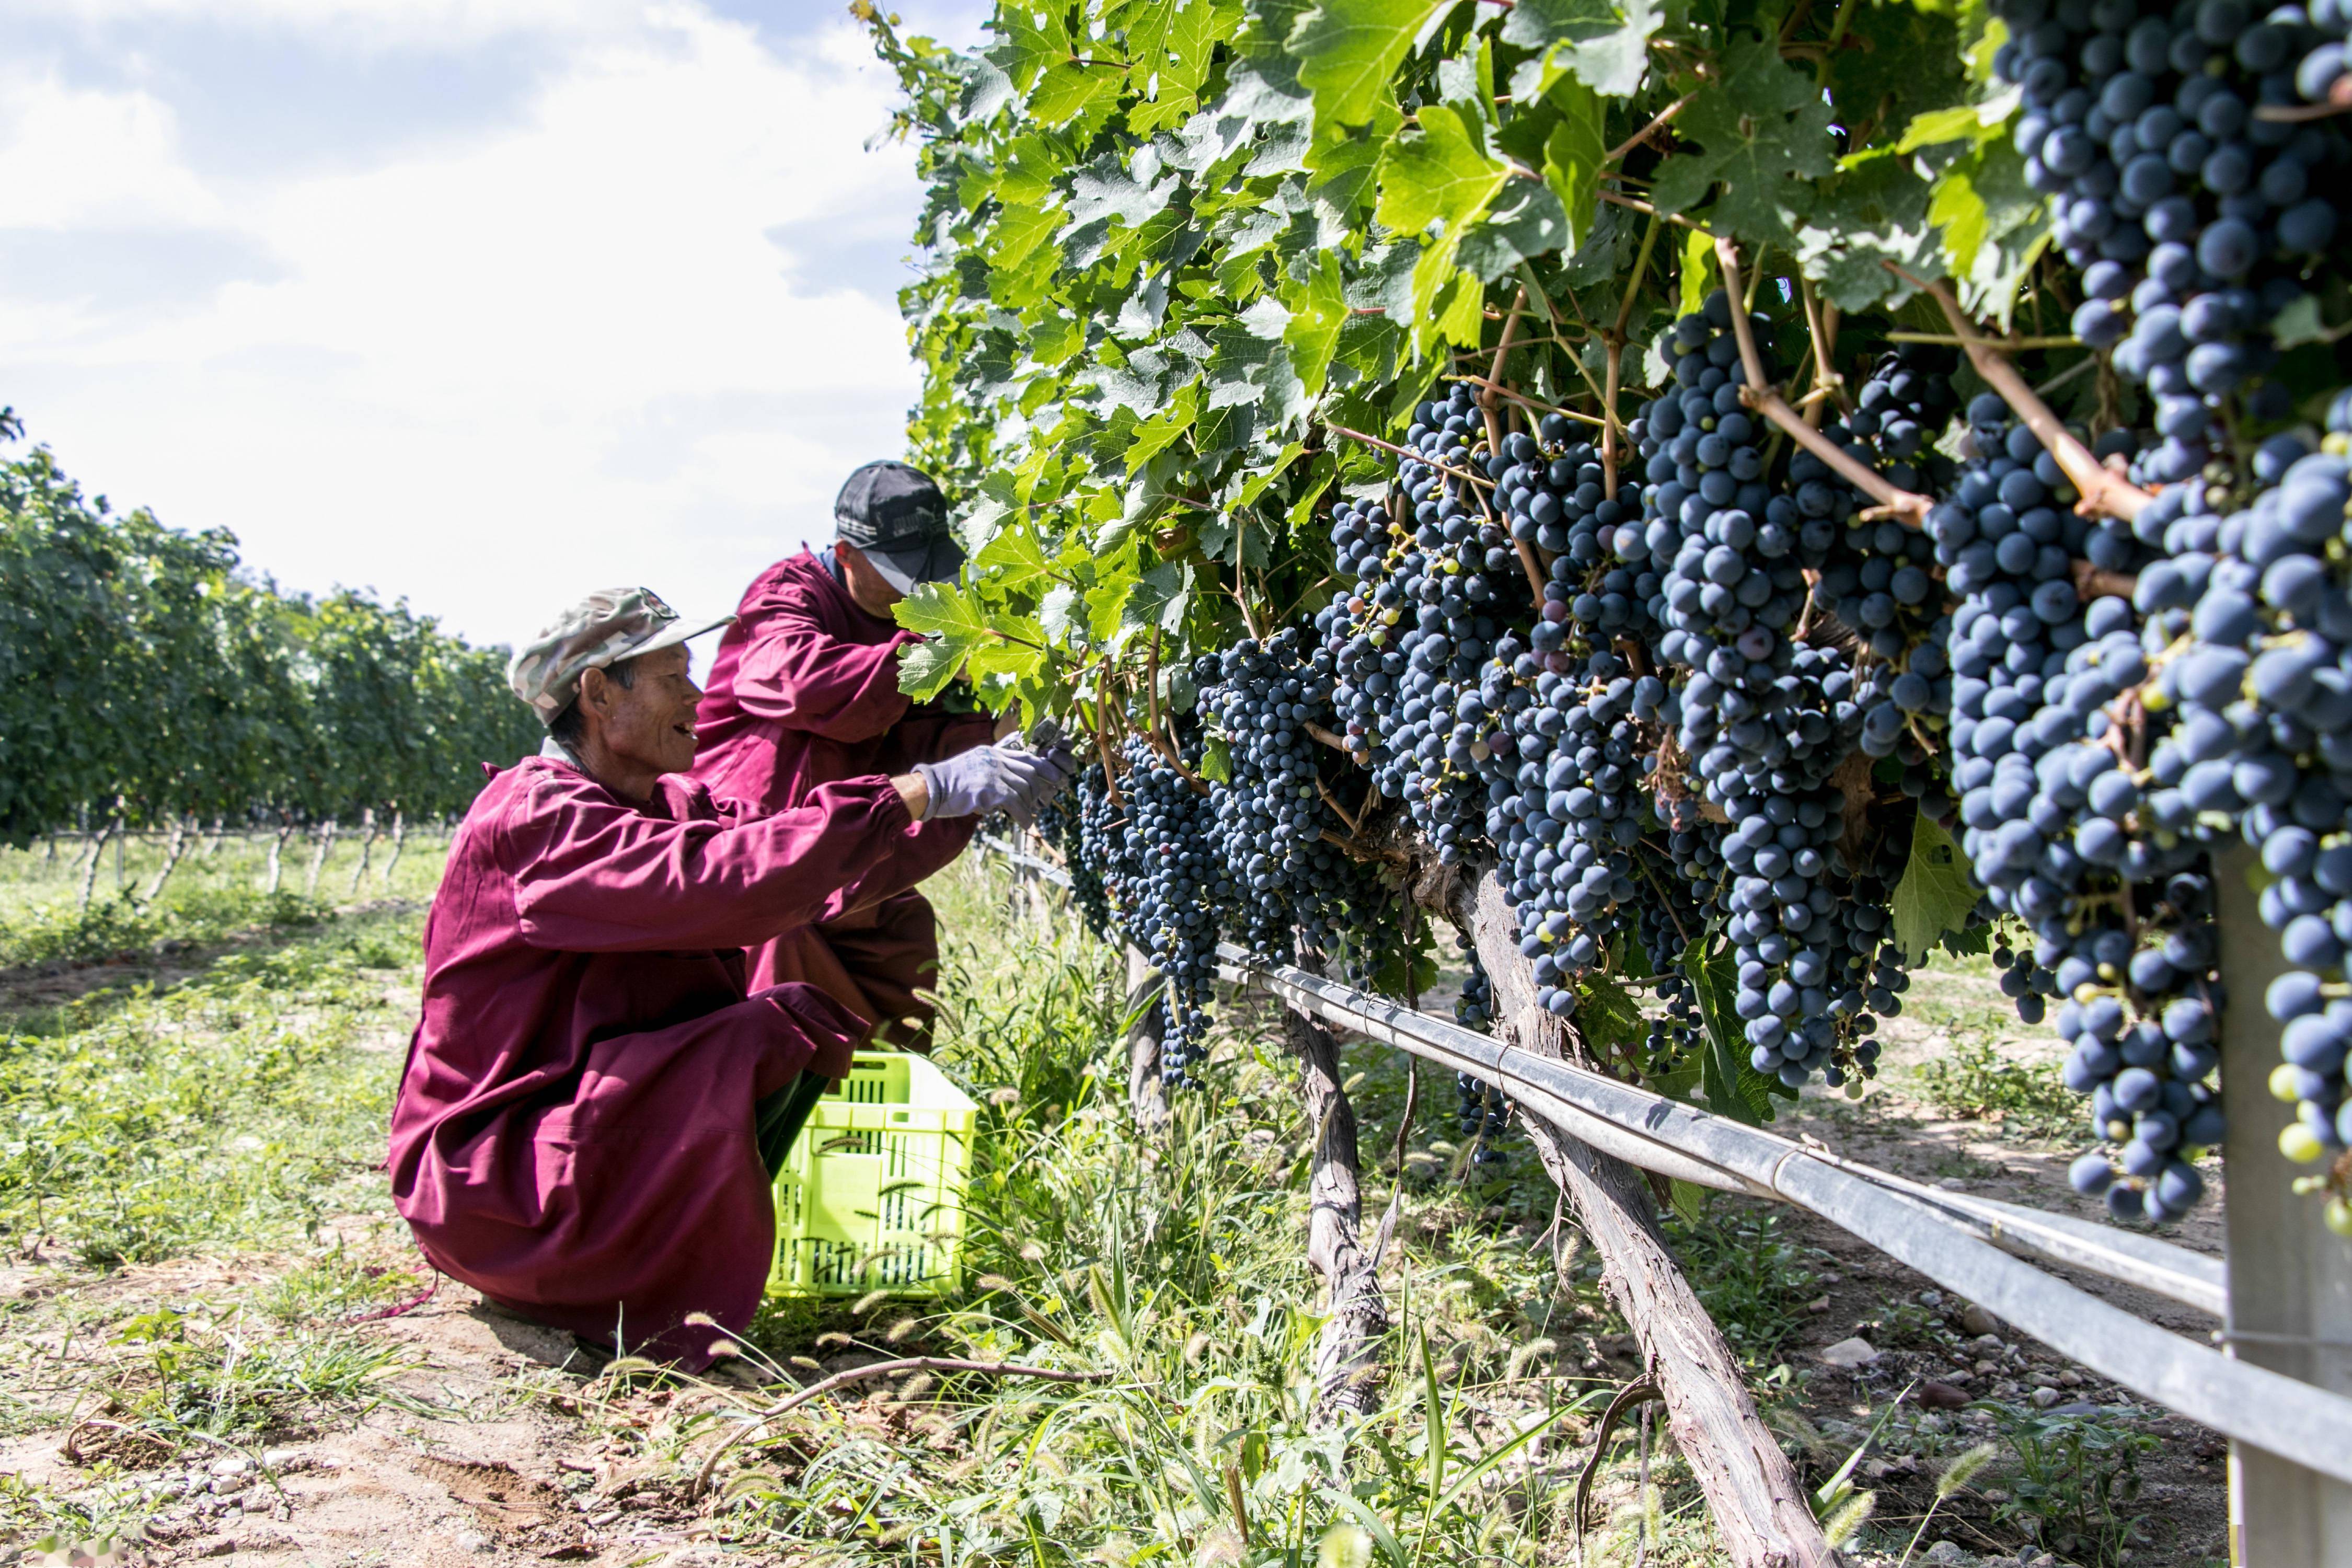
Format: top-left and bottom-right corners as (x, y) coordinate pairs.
(1, 0), (998, 653)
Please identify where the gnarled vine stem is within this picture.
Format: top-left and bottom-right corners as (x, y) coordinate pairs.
(1892, 266), (2155, 524)
(1713, 237), (1934, 527)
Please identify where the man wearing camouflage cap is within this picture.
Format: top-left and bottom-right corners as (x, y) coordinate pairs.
(389, 586), (1070, 1365)
(691, 460), (1020, 1053)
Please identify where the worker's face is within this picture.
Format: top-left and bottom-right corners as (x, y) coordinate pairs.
(835, 540), (907, 618)
(581, 644), (702, 777)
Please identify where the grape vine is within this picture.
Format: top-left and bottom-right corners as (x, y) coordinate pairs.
(866, 0), (2352, 1238)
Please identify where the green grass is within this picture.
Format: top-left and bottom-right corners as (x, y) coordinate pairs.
(0, 825), (446, 972)
(0, 836), (437, 1546)
(1911, 1033), (2081, 1143)
(0, 927), (417, 1267)
(705, 863), (1702, 1564)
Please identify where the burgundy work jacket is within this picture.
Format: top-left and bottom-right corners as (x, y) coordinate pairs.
(388, 754), (919, 1362)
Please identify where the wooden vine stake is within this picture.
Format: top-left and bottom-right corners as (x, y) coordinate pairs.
(1125, 946), (1169, 1130)
(1444, 872), (1838, 1568)
(1283, 951), (1389, 1416)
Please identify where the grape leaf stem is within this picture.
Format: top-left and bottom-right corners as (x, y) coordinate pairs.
(1607, 95), (1697, 164)
(1445, 373), (1605, 426)
(1321, 422), (1494, 491)
(1596, 190), (1707, 230)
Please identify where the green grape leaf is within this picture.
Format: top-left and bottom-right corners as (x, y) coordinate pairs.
(1889, 811), (1982, 964)
(1456, 176), (1572, 281)
(1501, 0), (1661, 99)
(1573, 967), (1648, 1072)
(1288, 0), (1449, 130)
(896, 637), (969, 701)
(1677, 225), (1713, 316)
(1682, 935), (1778, 1124)
(1038, 583), (1087, 649)
(1540, 83), (1605, 247)
(975, 523), (1054, 589)
(1647, 30), (1839, 242)
(1283, 250), (1350, 397)
(1129, 380), (1203, 465)
(1375, 103), (1512, 237)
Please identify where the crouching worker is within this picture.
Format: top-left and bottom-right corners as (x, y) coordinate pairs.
(388, 587), (1071, 1364)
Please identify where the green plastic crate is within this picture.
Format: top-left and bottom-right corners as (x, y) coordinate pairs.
(768, 1051), (977, 1298)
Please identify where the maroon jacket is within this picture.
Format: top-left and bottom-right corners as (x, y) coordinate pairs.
(692, 549), (994, 822)
(689, 550), (993, 1009)
(388, 754), (919, 1362)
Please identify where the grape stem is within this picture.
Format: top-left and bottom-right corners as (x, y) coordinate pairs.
(1304, 720), (1353, 754)
(2256, 75), (2352, 119)
(1446, 373), (1606, 428)
(1712, 237), (1934, 527)
(1887, 330), (2083, 351)
(1317, 778), (1365, 836)
(1796, 276), (1842, 429)
(1321, 422), (1494, 491)
(1482, 293), (1562, 605)
(1321, 827), (1409, 865)
(1604, 215), (1665, 499)
(1606, 94), (1697, 164)
(1595, 190), (1707, 230)
(1894, 267), (2154, 523)
(2071, 560), (2139, 601)
(1090, 678), (1125, 809)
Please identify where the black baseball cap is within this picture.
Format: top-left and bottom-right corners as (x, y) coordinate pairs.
(834, 460), (966, 594)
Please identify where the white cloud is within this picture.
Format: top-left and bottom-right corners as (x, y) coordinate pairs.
(0, 73), (223, 229)
(2, 2), (952, 650)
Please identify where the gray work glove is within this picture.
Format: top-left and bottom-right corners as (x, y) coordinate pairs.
(916, 742), (1076, 825)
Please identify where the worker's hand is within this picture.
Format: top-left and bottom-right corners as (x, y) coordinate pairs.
(914, 743), (1076, 825)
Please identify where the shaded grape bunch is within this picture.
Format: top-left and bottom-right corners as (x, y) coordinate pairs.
(1034, 785), (1111, 940)
(1451, 960), (1511, 1165)
(1992, 0), (2349, 480)
(1320, 380), (1539, 868)
(1939, 399), (2224, 1219)
(1196, 626), (1388, 961)
(1818, 346), (1964, 813)
(1632, 293), (1926, 1088)
(1094, 739), (1225, 1088)
(2139, 392), (2352, 1213)
(1490, 644), (1664, 1015)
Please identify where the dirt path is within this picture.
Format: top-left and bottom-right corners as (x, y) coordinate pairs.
(1745, 964), (2230, 1567)
(0, 1229), (799, 1566)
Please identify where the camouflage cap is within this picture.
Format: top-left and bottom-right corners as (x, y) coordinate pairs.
(508, 586), (732, 725)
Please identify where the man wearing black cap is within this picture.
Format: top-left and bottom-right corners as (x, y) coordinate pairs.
(689, 460), (1016, 1053)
